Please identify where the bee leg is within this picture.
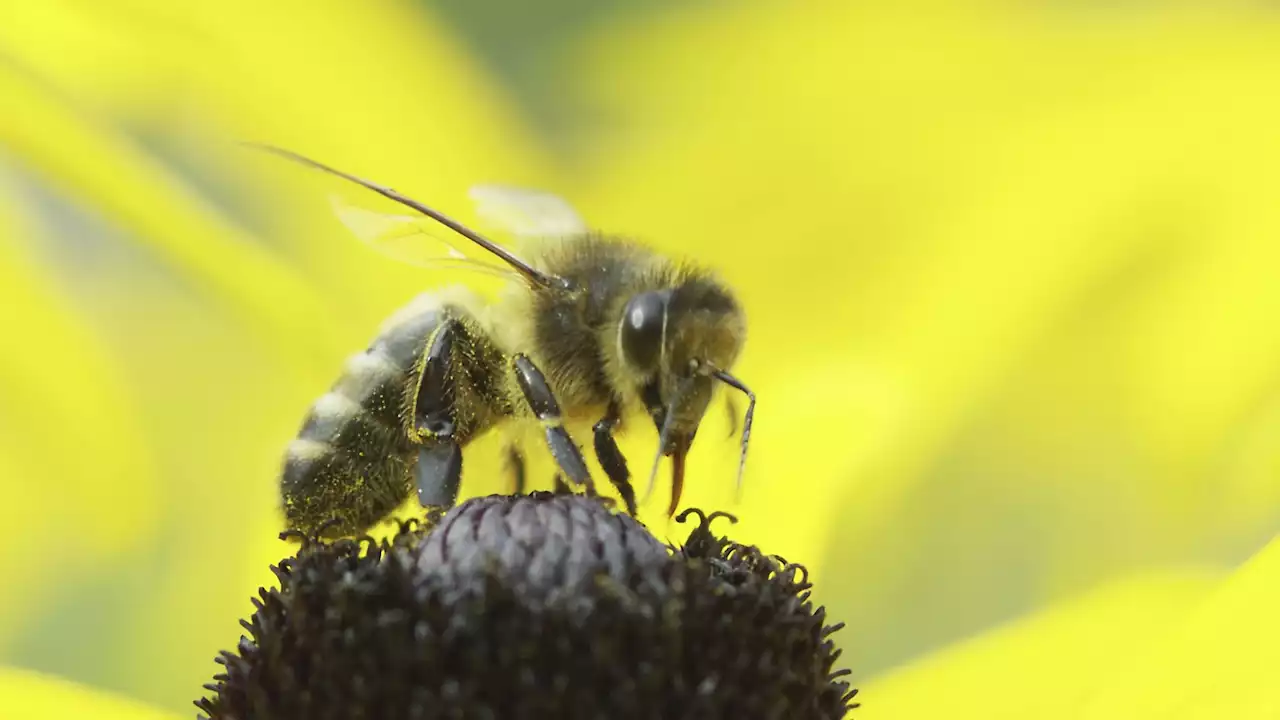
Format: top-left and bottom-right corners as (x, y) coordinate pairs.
(504, 445), (526, 495)
(411, 318), (464, 508)
(511, 353), (593, 489)
(415, 442), (462, 508)
(552, 473), (570, 495)
(593, 401), (638, 516)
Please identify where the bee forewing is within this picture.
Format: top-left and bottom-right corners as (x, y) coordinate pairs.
(329, 195), (518, 279)
(468, 185), (589, 239)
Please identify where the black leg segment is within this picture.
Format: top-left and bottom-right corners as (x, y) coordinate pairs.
(410, 318), (463, 509)
(511, 353), (592, 489)
(412, 318), (458, 440)
(593, 401), (638, 516)
(415, 443), (462, 507)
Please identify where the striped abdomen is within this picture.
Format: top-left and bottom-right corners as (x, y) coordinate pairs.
(281, 301), (447, 536)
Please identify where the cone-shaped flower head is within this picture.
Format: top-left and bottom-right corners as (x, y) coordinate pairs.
(197, 492), (857, 719)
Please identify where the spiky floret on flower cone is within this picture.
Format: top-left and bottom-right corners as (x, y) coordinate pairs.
(197, 491), (858, 719)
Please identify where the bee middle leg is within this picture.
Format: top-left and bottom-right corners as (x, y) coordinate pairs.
(510, 353), (593, 490)
(593, 401), (638, 516)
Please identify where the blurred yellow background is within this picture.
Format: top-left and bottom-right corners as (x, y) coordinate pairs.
(1, 1), (1278, 717)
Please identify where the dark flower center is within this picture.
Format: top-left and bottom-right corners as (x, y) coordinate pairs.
(196, 491), (858, 719)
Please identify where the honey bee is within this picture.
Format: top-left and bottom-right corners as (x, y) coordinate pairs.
(257, 145), (754, 538)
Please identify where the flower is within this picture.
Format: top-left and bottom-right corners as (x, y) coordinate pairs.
(195, 493), (857, 719)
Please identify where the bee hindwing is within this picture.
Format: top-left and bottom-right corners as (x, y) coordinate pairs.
(468, 185), (589, 240)
(330, 196), (520, 279)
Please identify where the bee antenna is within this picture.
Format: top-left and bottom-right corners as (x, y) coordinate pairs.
(712, 369), (755, 498)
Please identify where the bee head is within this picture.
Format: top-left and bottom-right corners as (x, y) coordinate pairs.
(613, 274), (755, 516)
(616, 278), (746, 455)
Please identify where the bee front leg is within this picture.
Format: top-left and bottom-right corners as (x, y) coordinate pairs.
(411, 318), (464, 508)
(510, 354), (593, 490)
(593, 401), (638, 516)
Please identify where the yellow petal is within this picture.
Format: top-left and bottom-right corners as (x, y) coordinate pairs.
(0, 0), (557, 335)
(860, 569), (1221, 719)
(563, 0), (1280, 675)
(1080, 535), (1280, 718)
(0, 2), (553, 708)
(0, 665), (180, 720)
(0, 186), (158, 644)
(0, 61), (334, 363)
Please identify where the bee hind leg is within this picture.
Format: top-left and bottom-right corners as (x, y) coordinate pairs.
(510, 353), (593, 491)
(411, 317), (465, 509)
(593, 401), (638, 516)
(415, 442), (462, 508)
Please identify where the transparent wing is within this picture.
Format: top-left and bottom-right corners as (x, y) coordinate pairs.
(468, 184), (589, 239)
(330, 195), (521, 279)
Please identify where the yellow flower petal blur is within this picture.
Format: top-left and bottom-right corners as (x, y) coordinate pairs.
(0, 194), (157, 645)
(1081, 534), (1280, 718)
(0, 0), (554, 710)
(561, 0), (1280, 677)
(0, 666), (180, 720)
(0, 62), (331, 360)
(1, 0), (1278, 715)
(861, 569), (1221, 718)
(863, 533), (1279, 719)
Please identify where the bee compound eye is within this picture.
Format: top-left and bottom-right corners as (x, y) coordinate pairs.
(620, 290), (667, 371)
